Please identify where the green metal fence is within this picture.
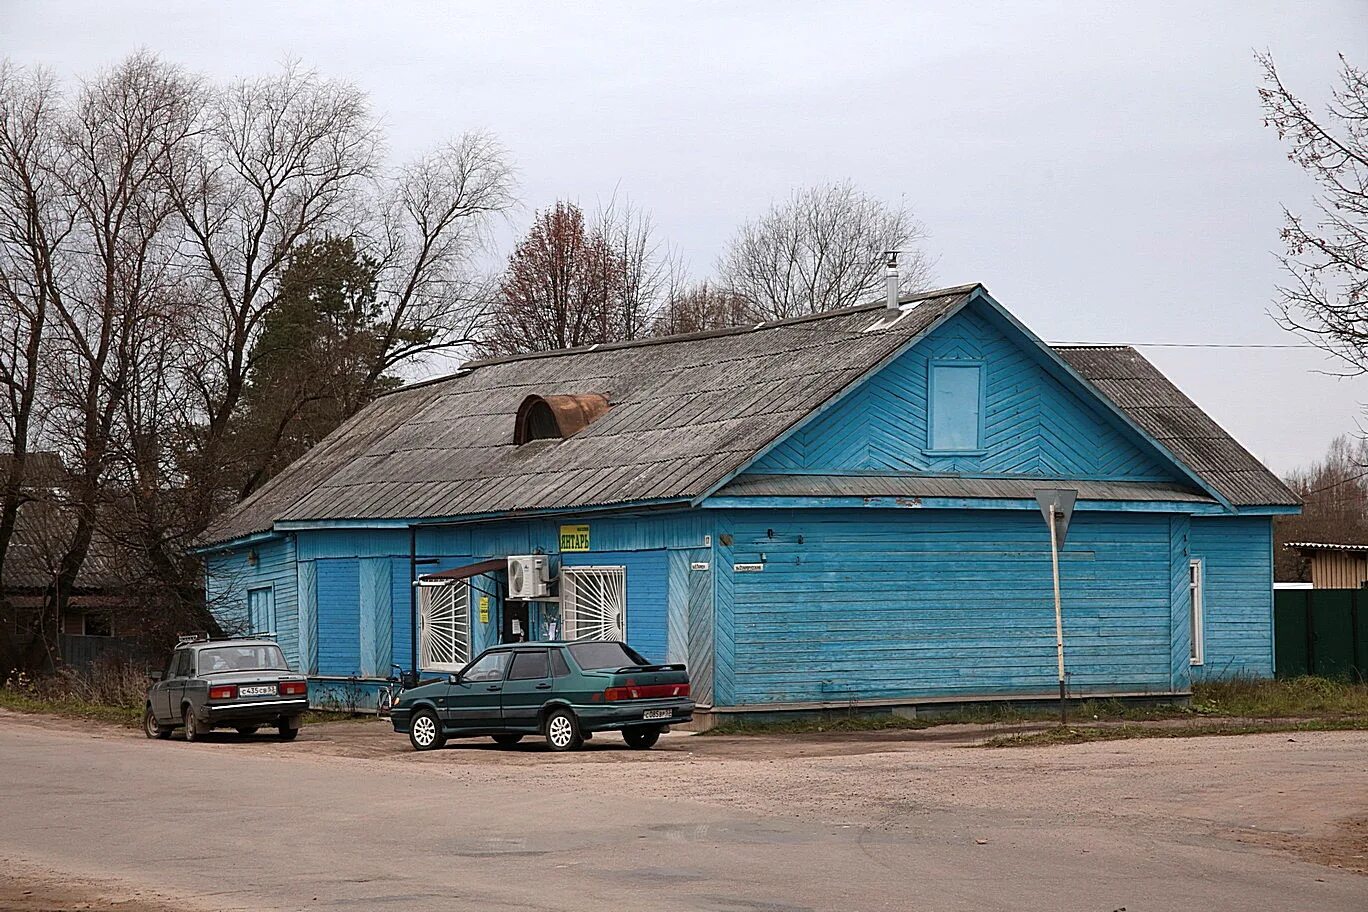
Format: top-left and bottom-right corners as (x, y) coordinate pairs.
(1274, 588), (1367, 681)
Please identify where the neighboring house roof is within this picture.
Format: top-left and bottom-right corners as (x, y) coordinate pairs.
(1285, 542), (1368, 553)
(202, 283), (1297, 546)
(1055, 346), (1299, 508)
(2, 499), (127, 592)
(0, 452), (66, 487)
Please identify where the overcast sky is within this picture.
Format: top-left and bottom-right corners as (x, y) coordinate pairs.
(4, 1), (1366, 474)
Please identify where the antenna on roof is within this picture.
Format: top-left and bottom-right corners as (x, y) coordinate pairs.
(884, 250), (900, 312)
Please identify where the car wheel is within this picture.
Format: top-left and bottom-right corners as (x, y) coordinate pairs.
(182, 706), (206, 742)
(409, 708), (445, 751)
(623, 726), (662, 750)
(277, 723), (299, 741)
(543, 708), (583, 752)
(491, 733), (523, 747)
(236, 725), (259, 736)
(144, 705), (171, 740)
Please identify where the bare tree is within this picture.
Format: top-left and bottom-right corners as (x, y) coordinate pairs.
(479, 198), (678, 356)
(652, 278), (753, 336)
(1275, 434), (1368, 580)
(0, 62), (69, 611)
(595, 196), (674, 341)
(0, 53), (521, 667)
(1259, 53), (1368, 372)
(365, 132), (516, 389)
(479, 201), (619, 356)
(36, 53), (200, 664)
(718, 181), (932, 320)
(169, 61), (380, 519)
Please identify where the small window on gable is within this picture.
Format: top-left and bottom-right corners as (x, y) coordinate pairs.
(928, 362), (983, 453)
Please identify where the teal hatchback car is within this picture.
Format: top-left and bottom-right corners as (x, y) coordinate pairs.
(390, 641), (693, 752)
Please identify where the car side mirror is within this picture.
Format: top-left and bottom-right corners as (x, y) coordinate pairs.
(149, 671), (163, 682)
(448, 673), (462, 685)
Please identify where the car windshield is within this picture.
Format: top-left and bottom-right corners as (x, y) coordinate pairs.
(198, 645), (289, 675)
(567, 642), (649, 670)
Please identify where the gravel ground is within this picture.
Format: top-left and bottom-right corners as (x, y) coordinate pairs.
(1, 710), (1364, 910)
(294, 714), (1368, 874)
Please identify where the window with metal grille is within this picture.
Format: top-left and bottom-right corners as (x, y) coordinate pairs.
(560, 566), (627, 642)
(419, 581), (471, 671)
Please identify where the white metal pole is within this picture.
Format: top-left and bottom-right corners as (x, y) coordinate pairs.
(1050, 507), (1066, 724)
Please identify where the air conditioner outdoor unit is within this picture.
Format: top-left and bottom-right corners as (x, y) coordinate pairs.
(507, 554), (550, 600)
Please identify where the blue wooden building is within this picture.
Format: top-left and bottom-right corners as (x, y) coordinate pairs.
(199, 284), (1299, 717)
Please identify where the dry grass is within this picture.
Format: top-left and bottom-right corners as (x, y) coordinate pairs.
(983, 717), (1368, 748)
(1191, 675), (1368, 718)
(1, 660), (149, 728)
(704, 677), (1368, 738)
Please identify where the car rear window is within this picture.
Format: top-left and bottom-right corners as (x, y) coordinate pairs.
(198, 645), (289, 674)
(567, 642), (649, 670)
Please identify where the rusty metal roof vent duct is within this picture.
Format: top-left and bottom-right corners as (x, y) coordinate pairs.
(514, 393), (611, 445)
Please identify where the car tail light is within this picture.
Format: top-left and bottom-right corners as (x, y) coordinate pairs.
(278, 681), (307, 697)
(208, 684), (237, 700)
(604, 683), (690, 701)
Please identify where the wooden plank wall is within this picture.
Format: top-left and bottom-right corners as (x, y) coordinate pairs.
(1309, 552), (1368, 589)
(315, 558), (360, 675)
(686, 549), (715, 706)
(721, 508), (1177, 704)
(1189, 517), (1275, 679)
(205, 535), (300, 666)
(750, 305), (1175, 481)
(296, 560), (318, 674)
(359, 558), (392, 677)
(1168, 514), (1193, 693)
(712, 516), (738, 707)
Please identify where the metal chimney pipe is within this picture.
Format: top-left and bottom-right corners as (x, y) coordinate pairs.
(884, 251), (900, 312)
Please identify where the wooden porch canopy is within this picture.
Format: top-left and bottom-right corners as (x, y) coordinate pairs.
(417, 558), (505, 584)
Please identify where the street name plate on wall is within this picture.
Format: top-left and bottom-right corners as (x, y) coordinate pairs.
(559, 524), (590, 552)
(733, 563), (764, 573)
(690, 561), (710, 572)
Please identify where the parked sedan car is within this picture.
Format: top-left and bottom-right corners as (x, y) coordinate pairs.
(144, 637), (309, 742)
(390, 641), (693, 752)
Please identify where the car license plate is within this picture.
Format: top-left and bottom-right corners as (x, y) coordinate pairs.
(240, 685), (275, 697)
(642, 709), (670, 721)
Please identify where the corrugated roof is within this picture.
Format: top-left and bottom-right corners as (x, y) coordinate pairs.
(203, 286), (979, 544)
(202, 285), (1297, 546)
(1055, 346), (1299, 507)
(1285, 541), (1368, 553)
(3, 499), (127, 591)
(716, 474), (1217, 504)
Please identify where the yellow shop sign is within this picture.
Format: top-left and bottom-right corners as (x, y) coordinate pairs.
(559, 524), (590, 552)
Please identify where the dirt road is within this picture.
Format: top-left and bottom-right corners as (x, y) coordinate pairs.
(0, 710), (1363, 911)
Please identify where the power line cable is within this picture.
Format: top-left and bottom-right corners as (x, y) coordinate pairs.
(1049, 341), (1318, 349)
(1300, 468), (1368, 496)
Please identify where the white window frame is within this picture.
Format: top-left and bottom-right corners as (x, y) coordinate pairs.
(418, 580), (471, 672)
(560, 566), (627, 642)
(1189, 559), (1204, 666)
